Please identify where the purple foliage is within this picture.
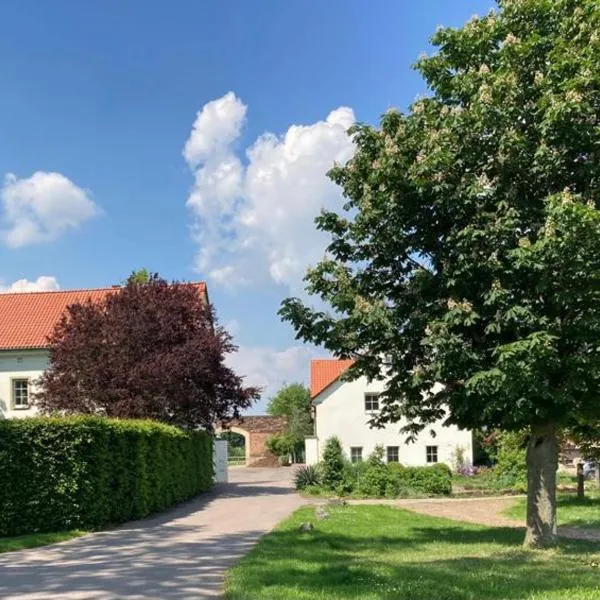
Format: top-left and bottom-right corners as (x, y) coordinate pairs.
(456, 464), (480, 477)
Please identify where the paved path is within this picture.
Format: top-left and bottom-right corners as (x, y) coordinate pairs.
(0, 467), (304, 600)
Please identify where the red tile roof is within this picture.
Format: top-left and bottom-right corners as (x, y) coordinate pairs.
(0, 283), (207, 351)
(310, 358), (355, 399)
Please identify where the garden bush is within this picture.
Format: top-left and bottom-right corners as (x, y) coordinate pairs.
(0, 416), (213, 536)
(492, 431), (528, 491)
(385, 462), (411, 497)
(300, 439), (453, 498)
(358, 446), (389, 497)
(354, 462), (452, 498)
(321, 437), (345, 490)
(294, 465), (321, 490)
(408, 463), (452, 495)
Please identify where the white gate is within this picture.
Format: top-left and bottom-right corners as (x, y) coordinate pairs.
(213, 439), (228, 483)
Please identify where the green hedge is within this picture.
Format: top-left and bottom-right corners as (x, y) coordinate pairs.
(387, 462), (452, 496)
(0, 417), (213, 536)
(355, 462), (452, 497)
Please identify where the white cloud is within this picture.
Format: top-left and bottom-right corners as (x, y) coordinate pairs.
(227, 344), (324, 404)
(1, 171), (101, 248)
(0, 275), (60, 293)
(183, 93), (356, 290)
(183, 91), (247, 168)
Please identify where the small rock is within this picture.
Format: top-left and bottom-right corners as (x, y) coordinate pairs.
(299, 522), (314, 532)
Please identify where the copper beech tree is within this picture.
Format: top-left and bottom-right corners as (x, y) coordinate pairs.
(281, 0), (600, 548)
(36, 275), (259, 429)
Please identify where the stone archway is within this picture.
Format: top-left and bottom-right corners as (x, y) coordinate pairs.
(217, 416), (287, 467)
(223, 426), (250, 465)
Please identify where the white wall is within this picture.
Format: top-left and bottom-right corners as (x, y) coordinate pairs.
(0, 350), (48, 419)
(305, 436), (319, 466)
(314, 376), (472, 467)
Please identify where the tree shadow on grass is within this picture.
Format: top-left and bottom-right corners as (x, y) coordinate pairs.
(226, 513), (600, 600)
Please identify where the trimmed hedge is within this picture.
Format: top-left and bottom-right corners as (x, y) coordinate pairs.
(0, 417), (213, 536)
(354, 462), (452, 497)
(387, 462), (452, 496)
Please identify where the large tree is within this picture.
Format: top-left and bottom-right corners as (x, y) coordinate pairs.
(280, 0), (600, 548)
(267, 383), (311, 421)
(267, 383), (313, 461)
(36, 275), (259, 429)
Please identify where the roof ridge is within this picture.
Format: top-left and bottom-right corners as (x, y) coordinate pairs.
(311, 357), (352, 362)
(0, 281), (206, 297)
(0, 287), (120, 297)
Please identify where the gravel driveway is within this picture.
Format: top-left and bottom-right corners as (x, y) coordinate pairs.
(0, 467), (304, 600)
(377, 496), (600, 542)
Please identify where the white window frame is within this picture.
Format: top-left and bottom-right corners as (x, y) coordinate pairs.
(364, 393), (380, 412)
(386, 446), (400, 463)
(426, 445), (438, 464)
(12, 378), (30, 409)
(350, 447), (363, 463)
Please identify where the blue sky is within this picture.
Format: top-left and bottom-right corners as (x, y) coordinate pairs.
(0, 0), (494, 412)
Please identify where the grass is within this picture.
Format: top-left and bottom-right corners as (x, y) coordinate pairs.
(225, 505), (600, 600)
(0, 530), (86, 553)
(504, 492), (600, 529)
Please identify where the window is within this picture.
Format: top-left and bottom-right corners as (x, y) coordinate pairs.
(426, 445), (438, 464)
(387, 446), (399, 463)
(350, 447), (363, 463)
(364, 393), (379, 412)
(12, 379), (29, 409)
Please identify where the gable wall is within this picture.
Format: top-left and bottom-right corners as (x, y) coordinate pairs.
(314, 375), (472, 467)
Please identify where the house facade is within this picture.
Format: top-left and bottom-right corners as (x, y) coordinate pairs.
(305, 359), (473, 467)
(0, 284), (207, 419)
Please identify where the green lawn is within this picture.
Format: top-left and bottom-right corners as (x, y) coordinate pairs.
(225, 505), (600, 600)
(504, 493), (600, 529)
(0, 530), (86, 553)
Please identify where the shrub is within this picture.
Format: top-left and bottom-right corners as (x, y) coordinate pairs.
(357, 463), (389, 497)
(385, 462), (409, 497)
(408, 463), (452, 495)
(343, 460), (368, 490)
(265, 434), (294, 457)
(493, 431), (528, 490)
(451, 445), (468, 471)
(321, 437), (345, 490)
(294, 465), (321, 490)
(367, 444), (386, 467)
(0, 416), (213, 536)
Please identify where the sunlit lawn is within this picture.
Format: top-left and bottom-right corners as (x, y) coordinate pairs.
(0, 530), (86, 553)
(504, 492), (600, 529)
(225, 505), (600, 600)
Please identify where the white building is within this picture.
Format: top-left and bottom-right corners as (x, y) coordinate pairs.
(0, 288), (117, 419)
(305, 359), (472, 467)
(0, 284), (207, 419)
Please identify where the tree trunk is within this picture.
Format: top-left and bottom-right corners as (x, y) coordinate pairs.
(595, 465), (600, 489)
(523, 423), (558, 549)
